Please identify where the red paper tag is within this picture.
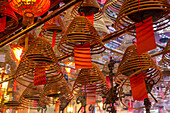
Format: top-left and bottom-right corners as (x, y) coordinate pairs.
(106, 76), (111, 88)
(55, 101), (60, 113)
(130, 73), (148, 101)
(52, 30), (56, 48)
(86, 13), (94, 25)
(34, 67), (47, 85)
(0, 16), (6, 32)
(74, 43), (92, 70)
(86, 84), (96, 105)
(13, 79), (17, 91)
(135, 16), (156, 54)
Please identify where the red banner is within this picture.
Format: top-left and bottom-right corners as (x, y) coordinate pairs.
(74, 43), (92, 70)
(130, 73), (148, 101)
(135, 16), (156, 54)
(34, 67), (47, 85)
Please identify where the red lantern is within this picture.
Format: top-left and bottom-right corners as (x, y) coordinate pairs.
(9, 0), (50, 25)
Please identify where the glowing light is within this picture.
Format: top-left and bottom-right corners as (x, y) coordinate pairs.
(67, 106), (73, 112)
(65, 62), (75, 77)
(12, 47), (23, 61)
(99, 102), (103, 109)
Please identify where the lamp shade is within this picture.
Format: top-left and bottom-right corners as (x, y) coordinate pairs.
(115, 45), (162, 86)
(9, 0), (50, 17)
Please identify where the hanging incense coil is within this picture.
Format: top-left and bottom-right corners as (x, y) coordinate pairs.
(57, 16), (105, 54)
(0, 1), (18, 30)
(71, 0), (102, 21)
(40, 15), (65, 47)
(19, 83), (43, 108)
(115, 45), (162, 86)
(15, 36), (63, 87)
(39, 77), (72, 106)
(159, 39), (170, 71)
(103, 0), (123, 22)
(72, 63), (109, 97)
(42, 15), (65, 35)
(3, 91), (21, 108)
(114, 0), (170, 31)
(94, 18), (110, 36)
(59, 97), (71, 111)
(41, 77), (72, 98)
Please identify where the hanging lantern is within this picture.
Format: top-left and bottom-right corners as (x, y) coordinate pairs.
(57, 16), (105, 54)
(114, 0), (170, 33)
(19, 83), (44, 108)
(15, 36), (63, 87)
(0, 1), (18, 31)
(72, 63), (109, 97)
(114, 45), (162, 86)
(159, 39), (170, 71)
(9, 0), (50, 25)
(71, 0), (102, 20)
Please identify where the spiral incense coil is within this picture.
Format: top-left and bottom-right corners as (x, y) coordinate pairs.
(115, 45), (162, 86)
(15, 36), (63, 87)
(159, 39), (170, 71)
(39, 78), (72, 106)
(103, 0), (123, 22)
(42, 15), (65, 35)
(3, 91), (21, 108)
(72, 63), (109, 97)
(41, 77), (72, 98)
(94, 18), (110, 36)
(19, 83), (44, 108)
(59, 96), (72, 111)
(71, 0), (102, 21)
(41, 32), (62, 46)
(57, 16), (105, 54)
(114, 0), (170, 32)
(0, 1), (18, 30)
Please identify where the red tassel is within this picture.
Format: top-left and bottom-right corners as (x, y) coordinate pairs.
(130, 73), (148, 101)
(0, 16), (6, 32)
(52, 30), (56, 48)
(135, 16), (156, 54)
(34, 67), (47, 86)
